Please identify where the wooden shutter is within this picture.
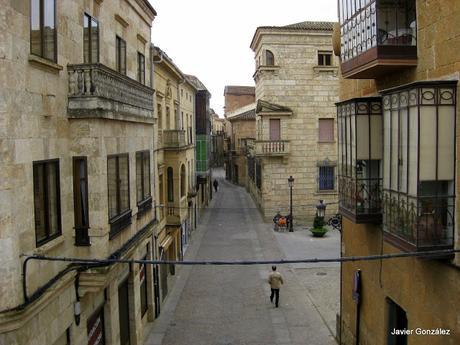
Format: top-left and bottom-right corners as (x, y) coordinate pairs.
(269, 119), (280, 141)
(319, 119), (334, 142)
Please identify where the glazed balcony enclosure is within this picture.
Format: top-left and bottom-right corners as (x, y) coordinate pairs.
(163, 130), (188, 149)
(337, 97), (383, 223)
(67, 63), (154, 121)
(381, 81), (457, 252)
(338, 0), (417, 79)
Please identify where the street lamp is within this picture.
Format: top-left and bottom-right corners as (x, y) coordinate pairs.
(288, 176), (294, 232)
(316, 200), (326, 218)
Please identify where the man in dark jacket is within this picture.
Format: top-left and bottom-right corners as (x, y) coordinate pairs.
(213, 179), (219, 192)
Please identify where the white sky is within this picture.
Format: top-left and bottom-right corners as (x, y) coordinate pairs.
(148, 0), (338, 116)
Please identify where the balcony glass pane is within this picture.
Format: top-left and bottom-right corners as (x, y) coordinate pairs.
(370, 113), (382, 159)
(419, 106), (436, 181)
(377, 0), (416, 46)
(408, 106), (418, 196)
(438, 106), (455, 180)
(383, 100), (390, 190)
(390, 108), (398, 190)
(399, 107), (408, 193)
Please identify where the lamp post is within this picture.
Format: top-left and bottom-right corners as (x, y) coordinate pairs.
(288, 176), (294, 232)
(316, 199), (326, 218)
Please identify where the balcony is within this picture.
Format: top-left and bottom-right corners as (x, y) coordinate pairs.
(382, 191), (455, 252)
(338, 176), (382, 223)
(163, 130), (189, 150)
(67, 63), (154, 121)
(338, 0), (417, 79)
(196, 160), (209, 174)
(255, 140), (289, 156)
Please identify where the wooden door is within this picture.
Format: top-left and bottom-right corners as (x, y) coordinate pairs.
(118, 279), (130, 345)
(269, 119), (280, 140)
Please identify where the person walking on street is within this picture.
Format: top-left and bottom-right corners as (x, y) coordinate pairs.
(268, 265), (284, 308)
(213, 179), (219, 192)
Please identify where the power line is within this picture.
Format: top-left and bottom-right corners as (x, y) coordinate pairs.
(22, 248), (460, 266)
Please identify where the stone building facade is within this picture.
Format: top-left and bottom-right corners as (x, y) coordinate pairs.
(249, 22), (339, 223)
(335, 1), (460, 344)
(151, 46), (197, 309)
(210, 110), (225, 167)
(226, 104), (256, 187)
(0, 1), (159, 345)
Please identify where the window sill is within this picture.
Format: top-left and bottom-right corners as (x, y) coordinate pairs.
(318, 141), (336, 144)
(34, 235), (65, 255)
(137, 197), (153, 219)
(314, 66), (338, 72)
(28, 54), (63, 72)
(109, 210), (132, 239)
(314, 191), (338, 196)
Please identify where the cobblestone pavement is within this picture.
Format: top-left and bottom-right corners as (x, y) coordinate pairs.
(145, 168), (339, 345)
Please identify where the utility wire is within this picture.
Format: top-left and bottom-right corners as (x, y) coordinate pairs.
(22, 248), (460, 266)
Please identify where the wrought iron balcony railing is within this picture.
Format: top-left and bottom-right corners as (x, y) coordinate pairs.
(382, 191), (454, 252)
(338, 176), (382, 223)
(163, 130), (188, 149)
(67, 63), (154, 120)
(255, 140), (289, 156)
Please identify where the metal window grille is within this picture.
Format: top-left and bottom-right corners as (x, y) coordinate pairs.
(319, 166), (335, 191)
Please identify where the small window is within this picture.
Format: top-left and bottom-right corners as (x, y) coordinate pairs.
(107, 154), (130, 220)
(318, 51), (333, 66)
(157, 103), (162, 129)
(30, 0), (57, 62)
(83, 14), (99, 63)
(73, 157), (90, 246)
(318, 166), (335, 191)
(387, 298), (408, 345)
(116, 36), (126, 75)
(265, 50), (275, 66)
(137, 52), (145, 84)
(136, 151), (151, 204)
(318, 119), (334, 142)
(33, 159), (62, 246)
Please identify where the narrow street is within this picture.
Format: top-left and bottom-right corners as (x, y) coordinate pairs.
(146, 169), (339, 345)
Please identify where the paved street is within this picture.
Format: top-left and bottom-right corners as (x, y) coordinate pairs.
(146, 168), (339, 345)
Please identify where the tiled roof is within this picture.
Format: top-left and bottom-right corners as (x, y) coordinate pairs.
(224, 85), (255, 96)
(228, 109), (256, 121)
(256, 21), (334, 32)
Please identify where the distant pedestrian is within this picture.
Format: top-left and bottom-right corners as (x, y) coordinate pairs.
(268, 265), (284, 308)
(213, 179), (219, 192)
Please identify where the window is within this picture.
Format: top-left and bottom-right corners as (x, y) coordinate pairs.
(265, 50), (274, 66)
(180, 164), (186, 197)
(140, 253), (148, 317)
(30, 0), (56, 62)
(107, 154), (131, 236)
(318, 51), (332, 66)
(157, 104), (162, 129)
(387, 298), (408, 345)
(116, 36), (126, 75)
(167, 167), (174, 202)
(319, 166), (335, 191)
(73, 157), (90, 246)
(84, 14), (99, 63)
(269, 119), (280, 141)
(159, 173), (164, 219)
(33, 159), (61, 246)
(166, 106), (170, 129)
(318, 118), (334, 142)
(137, 52), (145, 84)
(136, 151), (151, 214)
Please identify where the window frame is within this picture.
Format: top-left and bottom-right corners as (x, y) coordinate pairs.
(33, 159), (62, 247)
(115, 35), (127, 75)
(137, 51), (145, 84)
(73, 156), (90, 246)
(30, 0), (57, 62)
(318, 165), (336, 191)
(265, 50), (275, 66)
(83, 13), (99, 64)
(107, 153), (131, 238)
(136, 150), (152, 216)
(318, 51), (333, 66)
